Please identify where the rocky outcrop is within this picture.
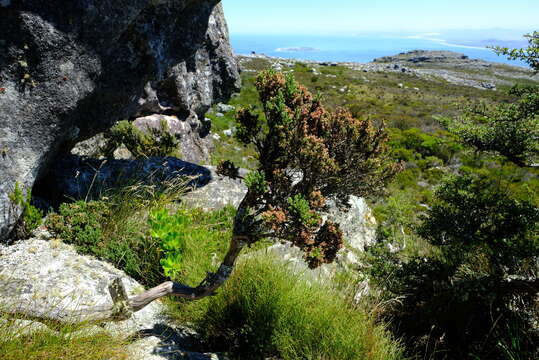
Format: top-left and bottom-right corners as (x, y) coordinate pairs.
(0, 0), (240, 240)
(132, 114), (213, 164)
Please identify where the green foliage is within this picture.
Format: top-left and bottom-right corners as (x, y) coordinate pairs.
(46, 201), (108, 251)
(243, 170), (267, 194)
(9, 182), (44, 236)
(286, 194), (319, 228)
(492, 31), (539, 71)
(103, 119), (179, 158)
(419, 173), (539, 273)
(365, 34), (539, 359)
(193, 256), (404, 360)
(0, 320), (128, 360)
(148, 208), (187, 279)
(440, 85), (539, 166)
(388, 127), (462, 163)
(148, 206), (236, 282)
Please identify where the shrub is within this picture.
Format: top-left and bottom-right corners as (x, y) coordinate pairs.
(366, 34), (539, 359)
(46, 201), (108, 253)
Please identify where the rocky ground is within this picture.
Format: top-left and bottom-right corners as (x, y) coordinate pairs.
(237, 49), (539, 90)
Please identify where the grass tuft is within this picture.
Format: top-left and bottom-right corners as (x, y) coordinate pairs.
(169, 256), (404, 360)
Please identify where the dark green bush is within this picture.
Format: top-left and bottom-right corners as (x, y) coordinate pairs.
(46, 199), (164, 286)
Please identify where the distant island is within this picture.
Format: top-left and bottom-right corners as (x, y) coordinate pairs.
(275, 46), (319, 52)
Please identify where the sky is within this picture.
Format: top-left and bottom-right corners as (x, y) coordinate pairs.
(222, 0), (538, 36)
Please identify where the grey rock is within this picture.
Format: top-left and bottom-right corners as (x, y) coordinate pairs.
(183, 166), (248, 210)
(0, 236), (164, 335)
(0, 0), (240, 240)
(0, 233), (227, 359)
(216, 103), (235, 113)
(324, 196), (377, 252)
(133, 114), (212, 164)
(481, 82), (496, 90)
(71, 133), (107, 158)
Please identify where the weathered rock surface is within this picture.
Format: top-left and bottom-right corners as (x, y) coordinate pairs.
(0, 230), (227, 359)
(0, 233), (163, 333)
(182, 166), (248, 210)
(132, 114), (213, 164)
(0, 0), (240, 240)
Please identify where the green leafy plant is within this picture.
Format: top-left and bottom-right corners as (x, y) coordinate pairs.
(148, 208), (187, 279)
(9, 182), (43, 237)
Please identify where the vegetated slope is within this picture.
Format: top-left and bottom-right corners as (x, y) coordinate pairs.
(209, 51), (538, 169)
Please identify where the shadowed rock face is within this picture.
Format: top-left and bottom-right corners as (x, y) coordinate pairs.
(0, 0), (240, 240)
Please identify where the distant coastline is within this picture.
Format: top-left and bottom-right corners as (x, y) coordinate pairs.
(231, 34), (529, 67)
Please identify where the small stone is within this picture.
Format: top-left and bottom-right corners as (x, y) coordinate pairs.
(216, 103), (235, 113)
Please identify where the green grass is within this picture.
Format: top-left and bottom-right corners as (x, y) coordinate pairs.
(177, 255), (405, 360)
(0, 320), (128, 360)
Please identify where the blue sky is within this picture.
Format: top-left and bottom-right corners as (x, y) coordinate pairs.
(222, 0), (538, 36)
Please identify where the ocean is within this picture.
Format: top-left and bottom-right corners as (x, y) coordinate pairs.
(230, 34), (528, 67)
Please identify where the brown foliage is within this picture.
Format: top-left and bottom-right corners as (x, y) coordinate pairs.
(233, 70), (400, 267)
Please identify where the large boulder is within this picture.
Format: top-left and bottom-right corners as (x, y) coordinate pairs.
(0, 0), (240, 240)
(0, 231), (164, 333)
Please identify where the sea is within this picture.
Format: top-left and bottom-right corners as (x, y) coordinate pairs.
(230, 34), (529, 67)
